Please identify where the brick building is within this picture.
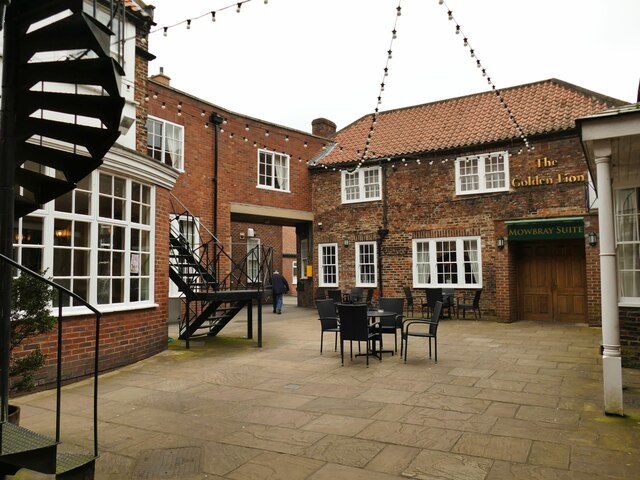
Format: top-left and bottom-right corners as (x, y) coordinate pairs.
(309, 79), (625, 327)
(145, 75), (331, 312)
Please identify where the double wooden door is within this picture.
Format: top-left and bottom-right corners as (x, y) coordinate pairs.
(517, 240), (587, 322)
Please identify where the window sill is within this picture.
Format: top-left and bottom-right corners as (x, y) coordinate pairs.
(53, 301), (159, 318)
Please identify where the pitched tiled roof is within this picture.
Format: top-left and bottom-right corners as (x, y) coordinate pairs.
(317, 79), (626, 166)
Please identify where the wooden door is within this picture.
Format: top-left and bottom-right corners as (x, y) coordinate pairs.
(517, 240), (587, 322)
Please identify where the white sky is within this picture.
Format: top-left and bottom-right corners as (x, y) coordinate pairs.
(146, 0), (640, 133)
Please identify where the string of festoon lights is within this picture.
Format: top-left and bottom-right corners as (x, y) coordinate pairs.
(437, 0), (532, 152)
(143, 88), (328, 165)
(350, 0), (403, 172)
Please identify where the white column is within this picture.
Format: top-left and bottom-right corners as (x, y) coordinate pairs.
(595, 145), (624, 415)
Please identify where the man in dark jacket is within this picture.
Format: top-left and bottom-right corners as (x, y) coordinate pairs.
(271, 270), (289, 314)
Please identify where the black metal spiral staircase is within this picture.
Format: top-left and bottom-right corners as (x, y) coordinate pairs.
(0, 1), (125, 478)
(169, 197), (273, 346)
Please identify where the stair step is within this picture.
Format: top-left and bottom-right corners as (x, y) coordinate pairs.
(0, 422), (57, 473)
(17, 117), (120, 160)
(21, 10), (114, 61)
(11, 0), (84, 27)
(56, 451), (95, 479)
(20, 57), (124, 97)
(15, 168), (75, 204)
(21, 91), (124, 131)
(17, 143), (100, 183)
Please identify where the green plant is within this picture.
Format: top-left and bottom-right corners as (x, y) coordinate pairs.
(10, 272), (55, 393)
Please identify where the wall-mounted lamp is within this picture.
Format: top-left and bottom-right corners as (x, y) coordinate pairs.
(247, 227), (255, 238)
(317, 222), (323, 230)
(496, 237), (505, 250)
(343, 238), (350, 247)
(587, 231), (598, 247)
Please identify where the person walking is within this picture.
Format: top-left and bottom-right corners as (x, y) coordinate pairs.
(271, 270), (289, 314)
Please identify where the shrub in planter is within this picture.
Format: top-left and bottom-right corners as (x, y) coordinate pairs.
(10, 272), (55, 393)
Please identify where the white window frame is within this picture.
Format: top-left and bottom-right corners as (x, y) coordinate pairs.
(341, 166), (382, 204)
(615, 187), (640, 305)
(318, 243), (339, 287)
(13, 170), (156, 314)
(146, 116), (184, 170)
(257, 149), (290, 192)
(455, 151), (509, 195)
(247, 238), (261, 283)
(355, 241), (377, 287)
(412, 236), (482, 288)
(292, 260), (298, 285)
(300, 239), (309, 279)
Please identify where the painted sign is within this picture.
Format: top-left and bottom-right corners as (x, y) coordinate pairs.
(507, 219), (584, 240)
(511, 157), (586, 188)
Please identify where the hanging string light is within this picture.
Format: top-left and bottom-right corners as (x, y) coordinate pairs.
(437, 1), (531, 151)
(355, 0), (404, 169)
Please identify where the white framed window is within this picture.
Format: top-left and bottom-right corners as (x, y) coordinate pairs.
(412, 237), (482, 288)
(455, 151), (509, 195)
(318, 243), (338, 287)
(292, 260), (298, 285)
(258, 149), (289, 191)
(146, 116), (184, 170)
(341, 166), (381, 203)
(13, 171), (155, 311)
(247, 238), (261, 283)
(615, 188), (640, 303)
(356, 241), (377, 287)
(300, 239), (309, 279)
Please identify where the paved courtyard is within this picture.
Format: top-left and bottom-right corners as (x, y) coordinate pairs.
(11, 299), (640, 479)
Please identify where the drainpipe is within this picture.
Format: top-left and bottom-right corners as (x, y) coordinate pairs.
(209, 112), (224, 238)
(377, 162), (389, 296)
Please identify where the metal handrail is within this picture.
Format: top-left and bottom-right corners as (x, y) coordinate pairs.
(0, 253), (101, 457)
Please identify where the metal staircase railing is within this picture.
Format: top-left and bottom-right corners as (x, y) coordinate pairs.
(0, 1), (126, 478)
(169, 194), (273, 344)
(0, 253), (101, 478)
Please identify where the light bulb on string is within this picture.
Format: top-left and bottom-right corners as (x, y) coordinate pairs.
(211, 11), (216, 22)
(265, 130), (269, 137)
(205, 123), (209, 128)
(387, 50), (392, 59)
(186, 19), (191, 29)
(439, 0), (444, 4)
(144, 93), (149, 102)
(236, 3), (242, 13)
(396, 6), (401, 16)
(392, 29), (397, 39)
(448, 10), (453, 20)
(463, 37), (468, 46)
(470, 49), (475, 58)
(384, 67), (388, 77)
(163, 27), (168, 36)
(455, 25), (460, 34)
(161, 102), (166, 109)
(201, 110), (205, 117)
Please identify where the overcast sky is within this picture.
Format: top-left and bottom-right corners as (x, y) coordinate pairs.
(146, 0), (640, 133)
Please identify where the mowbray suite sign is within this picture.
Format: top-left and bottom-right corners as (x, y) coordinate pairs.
(507, 218), (584, 240)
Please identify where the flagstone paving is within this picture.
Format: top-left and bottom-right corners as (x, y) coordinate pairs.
(11, 300), (640, 479)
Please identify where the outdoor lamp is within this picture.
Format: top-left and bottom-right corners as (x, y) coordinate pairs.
(588, 231), (598, 247)
(496, 237), (505, 250)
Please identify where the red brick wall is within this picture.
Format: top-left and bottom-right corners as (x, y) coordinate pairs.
(147, 81), (326, 254)
(619, 308), (640, 368)
(312, 135), (601, 323)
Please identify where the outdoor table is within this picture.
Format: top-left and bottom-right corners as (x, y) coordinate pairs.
(367, 309), (397, 356)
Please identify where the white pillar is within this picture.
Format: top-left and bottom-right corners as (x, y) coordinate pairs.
(594, 145), (624, 415)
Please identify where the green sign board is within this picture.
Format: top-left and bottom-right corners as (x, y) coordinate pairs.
(506, 219), (584, 240)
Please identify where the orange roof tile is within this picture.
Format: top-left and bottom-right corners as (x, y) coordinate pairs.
(317, 79), (625, 166)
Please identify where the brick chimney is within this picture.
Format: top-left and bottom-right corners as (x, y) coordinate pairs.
(150, 66), (171, 86)
(312, 118), (336, 138)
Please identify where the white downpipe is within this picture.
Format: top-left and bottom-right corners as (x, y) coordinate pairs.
(595, 153), (624, 415)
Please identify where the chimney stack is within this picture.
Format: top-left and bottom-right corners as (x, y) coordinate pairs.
(151, 66), (171, 86)
(312, 118), (336, 138)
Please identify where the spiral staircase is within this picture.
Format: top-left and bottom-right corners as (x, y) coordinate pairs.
(0, 1), (125, 478)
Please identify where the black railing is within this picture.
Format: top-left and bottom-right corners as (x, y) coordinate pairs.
(0, 253), (101, 458)
(169, 194), (273, 294)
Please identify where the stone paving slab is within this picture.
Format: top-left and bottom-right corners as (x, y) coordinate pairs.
(10, 302), (640, 479)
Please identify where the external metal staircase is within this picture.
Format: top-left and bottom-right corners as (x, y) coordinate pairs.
(169, 196), (273, 345)
(0, 1), (125, 478)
